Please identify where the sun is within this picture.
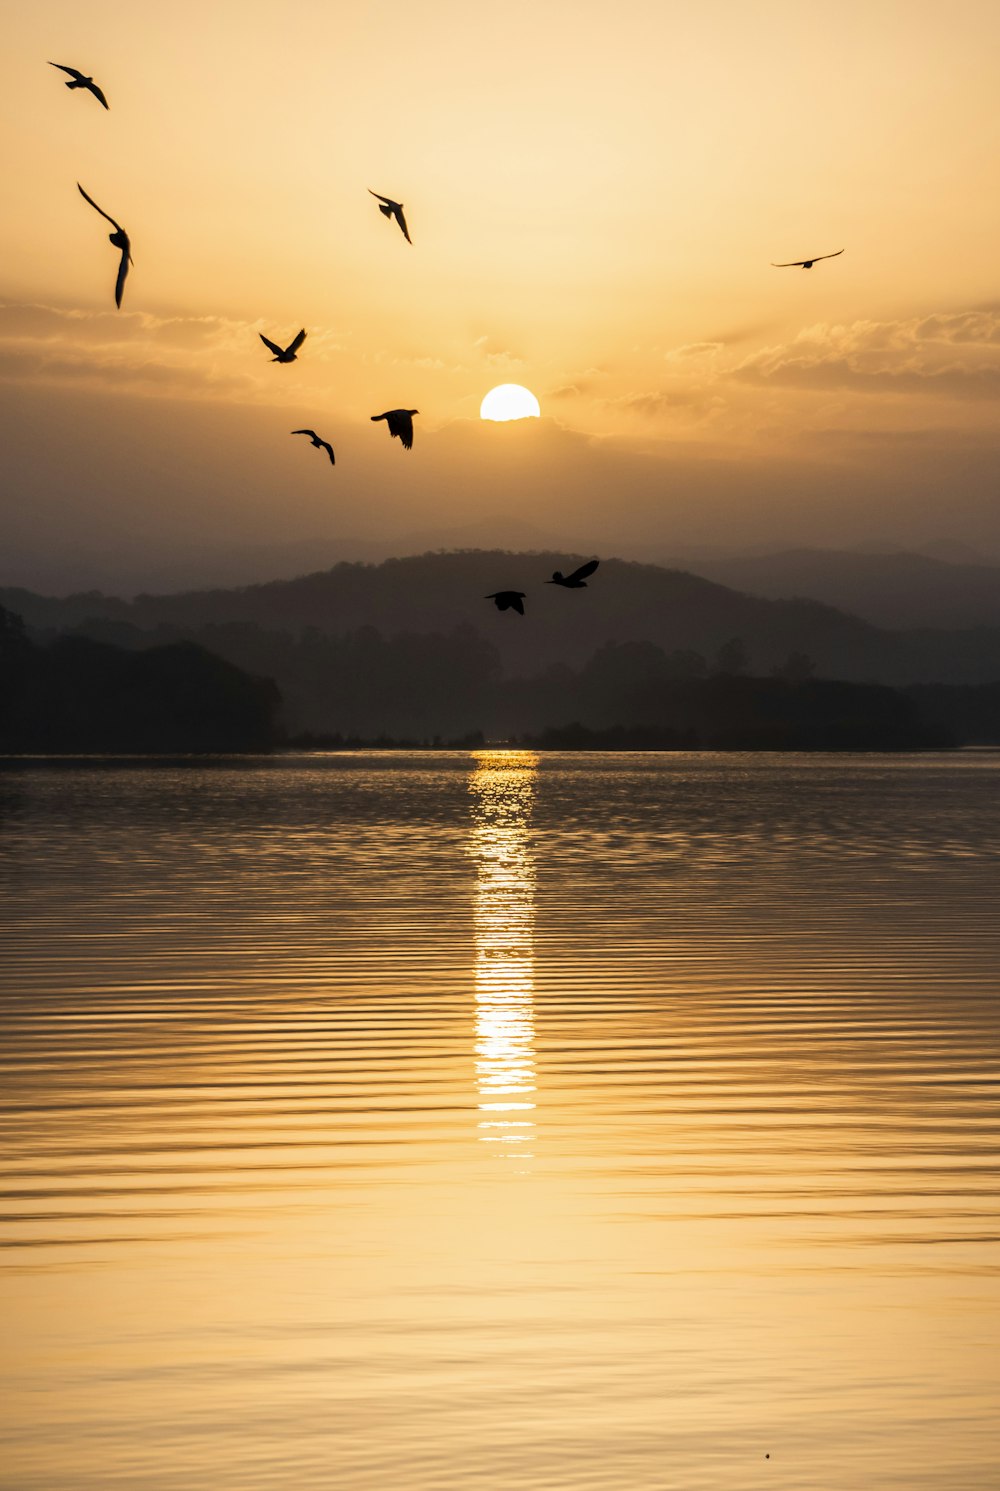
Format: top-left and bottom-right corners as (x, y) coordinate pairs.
(480, 384), (541, 422)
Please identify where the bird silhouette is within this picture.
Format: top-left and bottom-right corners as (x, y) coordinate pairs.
(260, 329), (306, 363)
(368, 190), (411, 244)
(77, 184), (132, 308)
(371, 409), (418, 449)
(486, 591), (526, 615)
(49, 63), (109, 109)
(547, 558), (599, 588)
(772, 249), (844, 269)
(291, 429), (335, 465)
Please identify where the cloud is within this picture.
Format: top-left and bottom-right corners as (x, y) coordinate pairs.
(0, 301), (250, 350)
(702, 319), (783, 347)
(0, 300), (340, 401)
(0, 338), (257, 397)
(663, 341), (724, 362)
(612, 390), (676, 415)
(733, 311), (1000, 399)
(603, 386), (728, 420)
(473, 334), (523, 365)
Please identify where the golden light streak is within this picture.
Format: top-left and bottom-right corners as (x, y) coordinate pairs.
(468, 750), (539, 1159)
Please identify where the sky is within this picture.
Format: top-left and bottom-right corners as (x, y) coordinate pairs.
(3, 0), (1000, 593)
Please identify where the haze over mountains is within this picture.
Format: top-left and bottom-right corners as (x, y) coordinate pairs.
(676, 548), (1000, 632)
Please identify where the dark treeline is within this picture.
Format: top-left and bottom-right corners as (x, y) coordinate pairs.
(521, 675), (949, 750)
(5, 599), (1000, 753)
(0, 607), (280, 752)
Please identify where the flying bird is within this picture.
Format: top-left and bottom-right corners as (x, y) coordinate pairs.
(49, 63), (109, 109)
(371, 409), (418, 450)
(368, 190), (411, 244)
(291, 429), (335, 465)
(260, 329), (306, 363)
(771, 249), (844, 269)
(77, 183), (132, 308)
(547, 558), (599, 588)
(485, 591), (526, 615)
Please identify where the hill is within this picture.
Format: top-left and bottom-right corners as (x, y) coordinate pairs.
(0, 607), (281, 753)
(0, 550), (894, 677)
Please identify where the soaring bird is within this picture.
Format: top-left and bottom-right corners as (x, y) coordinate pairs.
(291, 429), (335, 465)
(49, 62), (109, 109)
(771, 249), (844, 269)
(371, 409), (418, 450)
(368, 190), (411, 244)
(547, 558), (599, 588)
(77, 184), (132, 308)
(486, 591), (526, 615)
(260, 329), (306, 363)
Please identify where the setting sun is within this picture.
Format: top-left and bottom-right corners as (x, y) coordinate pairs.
(480, 385), (541, 422)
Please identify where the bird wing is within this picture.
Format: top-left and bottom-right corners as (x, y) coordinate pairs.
(50, 62), (84, 80)
(394, 206), (412, 244)
(114, 245), (129, 308)
(565, 558), (599, 583)
(387, 411), (413, 448)
(87, 80), (110, 109)
(368, 190), (395, 206)
(815, 249), (844, 262)
(510, 596), (525, 615)
(260, 334), (283, 356)
(771, 259), (808, 267)
(321, 441), (335, 465)
(77, 182), (121, 231)
(288, 329), (307, 355)
(291, 429), (317, 438)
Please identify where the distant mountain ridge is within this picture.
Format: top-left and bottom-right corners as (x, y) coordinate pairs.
(4, 549), (1000, 691)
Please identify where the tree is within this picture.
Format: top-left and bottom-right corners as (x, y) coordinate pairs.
(714, 637), (750, 676)
(771, 651), (816, 683)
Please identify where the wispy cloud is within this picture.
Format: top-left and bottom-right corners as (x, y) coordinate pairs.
(0, 301), (344, 400)
(473, 334), (524, 366)
(733, 311), (1000, 399)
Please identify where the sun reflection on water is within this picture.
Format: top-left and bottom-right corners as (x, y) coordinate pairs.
(468, 750), (539, 1159)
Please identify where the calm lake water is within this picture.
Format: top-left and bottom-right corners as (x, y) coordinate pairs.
(2, 751), (998, 1491)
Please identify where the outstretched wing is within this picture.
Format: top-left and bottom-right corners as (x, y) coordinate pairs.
(50, 62), (84, 81)
(259, 333), (283, 357)
(87, 80), (109, 109)
(291, 429), (318, 439)
(288, 329), (307, 355)
(772, 250), (843, 267)
(394, 205), (412, 244)
(565, 558), (599, 584)
(77, 182), (121, 231)
(320, 440), (335, 465)
(368, 190), (394, 206)
(510, 595), (525, 615)
(114, 245), (129, 308)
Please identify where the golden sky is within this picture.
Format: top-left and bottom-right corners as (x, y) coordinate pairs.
(3, 0), (1000, 590)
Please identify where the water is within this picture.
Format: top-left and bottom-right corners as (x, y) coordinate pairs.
(1, 751), (998, 1491)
